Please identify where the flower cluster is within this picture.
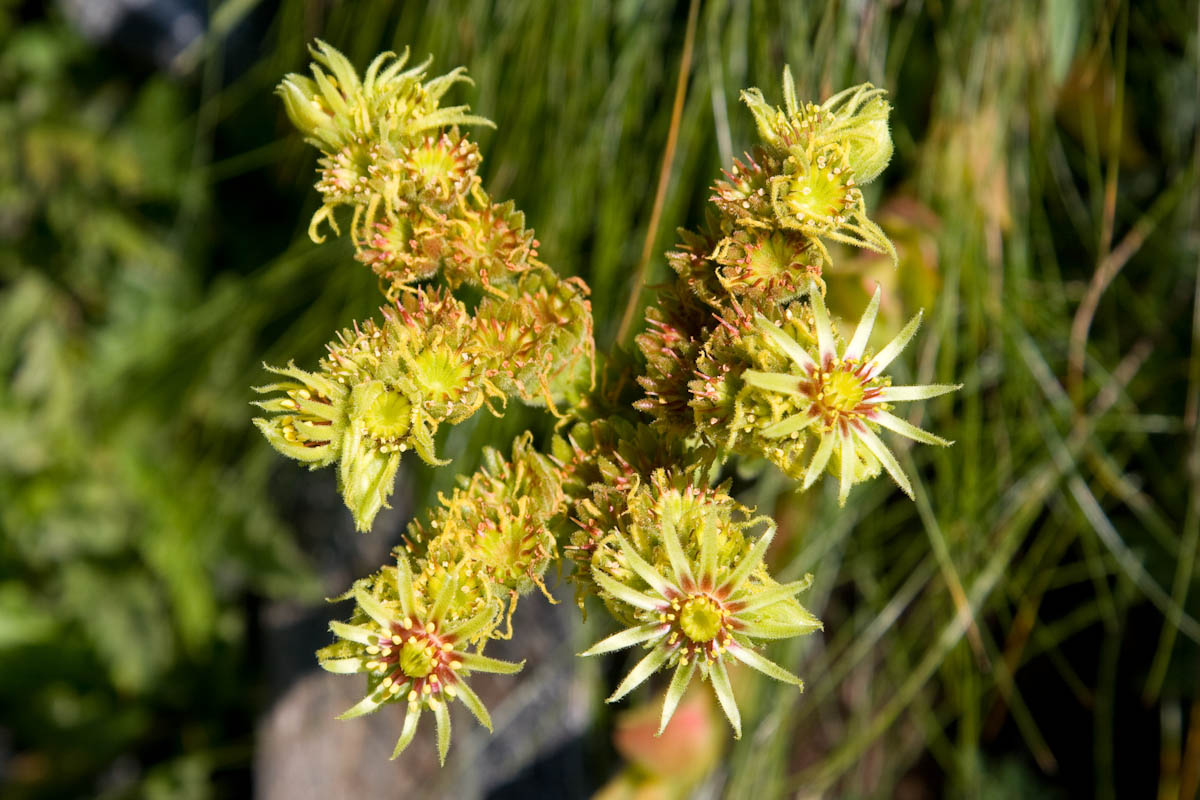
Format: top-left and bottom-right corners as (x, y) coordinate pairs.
(255, 42), (593, 531)
(639, 68), (959, 506)
(254, 45), (958, 760)
(256, 42), (589, 760)
(410, 433), (567, 608)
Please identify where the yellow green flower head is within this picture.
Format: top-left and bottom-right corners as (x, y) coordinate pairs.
(742, 285), (960, 504)
(256, 287), (505, 531)
(471, 269), (595, 409)
(710, 228), (821, 303)
(409, 433), (566, 602)
(251, 362), (349, 468)
(277, 40), (494, 242)
(735, 69), (897, 267)
(633, 280), (709, 435)
(277, 40), (492, 159)
(582, 470), (821, 737)
(318, 553), (522, 764)
(741, 67), (893, 184)
(358, 199), (538, 298)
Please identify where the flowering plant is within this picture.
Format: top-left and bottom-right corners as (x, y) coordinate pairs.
(254, 41), (957, 761)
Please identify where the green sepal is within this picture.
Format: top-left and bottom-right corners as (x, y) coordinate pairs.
(337, 425), (402, 532)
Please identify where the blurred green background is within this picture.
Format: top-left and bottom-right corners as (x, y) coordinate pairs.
(1, 0), (1198, 798)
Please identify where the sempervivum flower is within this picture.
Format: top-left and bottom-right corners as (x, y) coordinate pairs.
(400, 130), (483, 205)
(256, 287), (503, 531)
(252, 362), (349, 468)
(277, 40), (494, 242)
(409, 432), (567, 606)
(581, 473), (821, 737)
(319, 553), (523, 764)
(710, 229), (822, 304)
(633, 280), (711, 435)
(470, 268), (595, 410)
(741, 67), (893, 186)
(736, 69), (897, 268)
(277, 40), (492, 160)
(743, 286), (959, 504)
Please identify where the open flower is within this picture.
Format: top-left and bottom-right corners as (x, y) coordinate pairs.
(318, 554), (523, 763)
(743, 286), (959, 504)
(581, 478), (821, 738)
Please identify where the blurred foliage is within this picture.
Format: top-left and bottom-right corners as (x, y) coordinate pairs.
(0, 8), (322, 799)
(1, 0), (1199, 798)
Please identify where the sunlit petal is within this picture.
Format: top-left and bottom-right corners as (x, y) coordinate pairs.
(844, 284), (881, 361)
(754, 315), (818, 373)
(809, 289), (838, 365)
(607, 645), (671, 703)
(658, 660), (697, 735)
(867, 309), (922, 376)
(580, 623), (668, 657)
(876, 383), (961, 403)
(803, 431), (836, 490)
(872, 409), (952, 446)
(856, 424), (915, 498)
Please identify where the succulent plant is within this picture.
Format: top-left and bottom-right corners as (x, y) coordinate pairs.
(254, 44), (957, 762)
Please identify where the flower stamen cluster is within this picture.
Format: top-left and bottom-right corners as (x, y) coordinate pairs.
(256, 45), (592, 531)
